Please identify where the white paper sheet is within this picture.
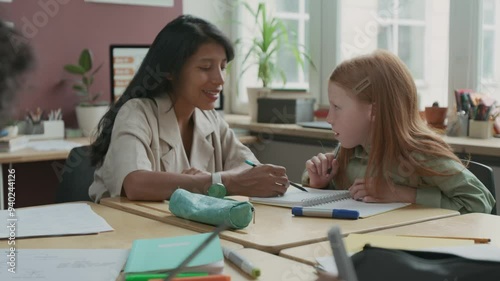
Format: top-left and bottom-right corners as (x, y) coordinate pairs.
(0, 249), (128, 281)
(0, 203), (113, 238)
(316, 255), (339, 275)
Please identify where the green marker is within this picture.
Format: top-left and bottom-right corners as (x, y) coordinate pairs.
(222, 246), (261, 278)
(125, 272), (208, 281)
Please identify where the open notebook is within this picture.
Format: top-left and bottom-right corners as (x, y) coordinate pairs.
(250, 187), (409, 218)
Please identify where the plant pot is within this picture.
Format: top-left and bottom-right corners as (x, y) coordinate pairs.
(75, 105), (109, 137)
(424, 107), (447, 129)
(247, 87), (271, 122)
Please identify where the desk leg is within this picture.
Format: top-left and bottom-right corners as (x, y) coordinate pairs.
(0, 163), (4, 210)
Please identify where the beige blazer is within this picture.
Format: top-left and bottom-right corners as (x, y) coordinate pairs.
(89, 96), (258, 202)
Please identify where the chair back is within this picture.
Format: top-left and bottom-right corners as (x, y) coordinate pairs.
(465, 160), (497, 215)
(55, 145), (95, 203)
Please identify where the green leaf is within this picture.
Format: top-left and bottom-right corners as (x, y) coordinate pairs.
(79, 49), (93, 71)
(83, 76), (91, 86)
(72, 84), (86, 92)
(64, 64), (86, 75)
(238, 1), (314, 87)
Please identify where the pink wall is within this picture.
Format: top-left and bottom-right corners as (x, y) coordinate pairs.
(0, 0), (182, 127)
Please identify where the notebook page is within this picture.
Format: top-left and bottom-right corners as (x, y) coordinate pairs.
(250, 187), (350, 207)
(303, 199), (410, 218)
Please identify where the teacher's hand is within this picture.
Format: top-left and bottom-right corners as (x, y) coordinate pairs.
(223, 164), (289, 197)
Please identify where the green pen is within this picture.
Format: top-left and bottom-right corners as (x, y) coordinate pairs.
(125, 272), (209, 281)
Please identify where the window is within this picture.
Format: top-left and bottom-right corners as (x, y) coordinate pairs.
(338, 0), (449, 109)
(480, 0), (500, 99)
(229, 0), (498, 113)
(274, 0), (310, 89)
(377, 0), (426, 80)
(482, 0), (496, 81)
(231, 0), (310, 113)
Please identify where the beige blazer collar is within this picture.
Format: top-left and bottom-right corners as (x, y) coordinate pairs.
(154, 96), (215, 169)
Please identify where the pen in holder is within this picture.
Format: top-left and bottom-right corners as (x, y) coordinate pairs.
(23, 108), (65, 140)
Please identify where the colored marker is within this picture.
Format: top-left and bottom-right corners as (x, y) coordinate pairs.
(292, 207), (359, 220)
(222, 247), (261, 278)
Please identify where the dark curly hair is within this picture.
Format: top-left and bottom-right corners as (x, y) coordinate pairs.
(0, 19), (34, 127)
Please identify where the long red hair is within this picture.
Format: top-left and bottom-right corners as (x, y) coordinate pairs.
(330, 50), (462, 189)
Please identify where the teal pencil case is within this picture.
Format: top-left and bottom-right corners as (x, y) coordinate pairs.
(168, 188), (254, 230)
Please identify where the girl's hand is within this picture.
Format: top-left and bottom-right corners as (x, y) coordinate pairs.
(305, 152), (339, 188)
(349, 178), (416, 203)
(224, 164), (289, 197)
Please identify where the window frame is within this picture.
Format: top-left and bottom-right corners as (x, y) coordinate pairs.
(228, 0), (496, 113)
(376, 0), (428, 86)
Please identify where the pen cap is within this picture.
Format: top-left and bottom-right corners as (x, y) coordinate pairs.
(332, 209), (359, 220)
(291, 207), (303, 216)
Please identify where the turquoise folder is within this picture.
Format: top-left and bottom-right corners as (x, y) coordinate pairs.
(124, 233), (224, 274)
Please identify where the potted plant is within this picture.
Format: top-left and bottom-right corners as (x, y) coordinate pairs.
(238, 2), (314, 122)
(64, 48), (109, 137)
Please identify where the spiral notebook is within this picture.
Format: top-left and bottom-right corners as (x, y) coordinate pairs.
(250, 187), (410, 218)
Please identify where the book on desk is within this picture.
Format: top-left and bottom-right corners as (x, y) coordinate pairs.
(124, 233), (224, 276)
(0, 135), (29, 152)
(250, 187), (409, 218)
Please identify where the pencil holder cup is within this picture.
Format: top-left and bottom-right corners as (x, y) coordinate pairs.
(468, 120), (493, 139)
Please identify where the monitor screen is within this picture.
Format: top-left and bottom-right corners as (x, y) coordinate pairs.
(109, 44), (149, 102)
(109, 44), (223, 110)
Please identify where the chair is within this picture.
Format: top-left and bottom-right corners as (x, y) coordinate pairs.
(465, 160), (497, 215)
(55, 145), (95, 203)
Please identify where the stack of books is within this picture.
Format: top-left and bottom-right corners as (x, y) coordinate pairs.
(124, 233), (228, 280)
(0, 135), (29, 152)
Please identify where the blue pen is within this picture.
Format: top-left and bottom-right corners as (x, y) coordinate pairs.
(291, 207), (359, 220)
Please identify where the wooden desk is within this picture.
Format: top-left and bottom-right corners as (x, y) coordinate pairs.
(442, 136), (500, 157)
(0, 138), (90, 210)
(226, 114), (334, 141)
(369, 213), (500, 247)
(0, 137), (90, 164)
(225, 114), (500, 157)
(101, 197), (459, 254)
(0, 203), (317, 281)
(280, 213), (500, 265)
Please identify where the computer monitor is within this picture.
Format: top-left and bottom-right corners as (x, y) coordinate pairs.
(109, 44), (150, 103)
(109, 44), (223, 110)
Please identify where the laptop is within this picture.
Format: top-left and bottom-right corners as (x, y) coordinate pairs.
(297, 121), (331, 130)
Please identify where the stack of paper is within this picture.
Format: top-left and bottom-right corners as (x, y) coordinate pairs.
(0, 203), (113, 238)
(0, 249), (128, 281)
(0, 135), (29, 152)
